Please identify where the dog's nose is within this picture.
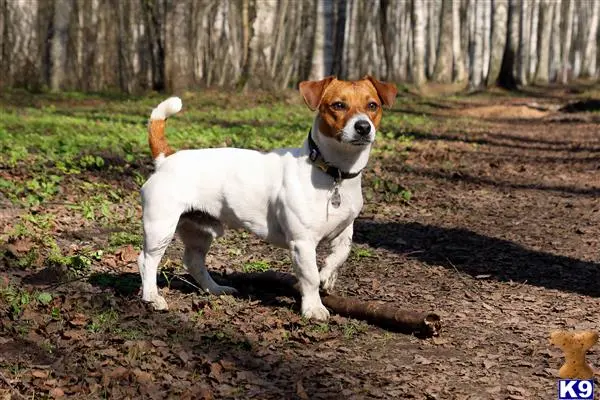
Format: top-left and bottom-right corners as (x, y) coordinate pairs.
(354, 120), (371, 136)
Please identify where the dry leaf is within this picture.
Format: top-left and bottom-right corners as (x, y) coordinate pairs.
(209, 362), (223, 382)
(151, 340), (168, 348)
(49, 388), (65, 398)
(296, 380), (309, 400)
(117, 245), (138, 263)
(31, 370), (49, 379)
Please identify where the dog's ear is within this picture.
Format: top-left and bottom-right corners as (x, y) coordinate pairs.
(364, 75), (398, 108)
(298, 76), (336, 111)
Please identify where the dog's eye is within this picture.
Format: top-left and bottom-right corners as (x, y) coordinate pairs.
(331, 102), (347, 111)
(367, 102), (379, 111)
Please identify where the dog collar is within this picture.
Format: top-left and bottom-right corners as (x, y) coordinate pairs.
(307, 131), (363, 182)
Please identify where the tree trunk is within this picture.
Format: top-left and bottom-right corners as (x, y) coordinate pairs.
(549, 0), (561, 81)
(470, 0), (484, 88)
(411, 0), (427, 85)
(452, 0), (467, 82)
(51, 0), (73, 91)
(432, 0), (453, 83)
(482, 0), (491, 79)
(518, 0), (531, 84)
(582, 0), (599, 77)
(528, 0), (539, 80)
(534, 0), (554, 83)
(498, 0), (519, 88)
(561, 0), (574, 83)
(487, 0), (508, 86)
(426, 0), (436, 77)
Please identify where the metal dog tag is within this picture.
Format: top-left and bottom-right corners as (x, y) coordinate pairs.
(331, 186), (341, 208)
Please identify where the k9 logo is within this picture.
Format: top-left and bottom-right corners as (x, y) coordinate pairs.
(558, 380), (594, 400)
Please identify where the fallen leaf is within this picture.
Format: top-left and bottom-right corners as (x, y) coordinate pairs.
(209, 362), (223, 382)
(414, 354), (432, 365)
(31, 370), (49, 379)
(117, 245), (138, 263)
(62, 330), (84, 340)
(68, 313), (88, 327)
(296, 380), (309, 400)
(110, 366), (129, 379)
(151, 340), (168, 348)
(49, 388), (65, 398)
(133, 368), (152, 384)
(7, 238), (34, 254)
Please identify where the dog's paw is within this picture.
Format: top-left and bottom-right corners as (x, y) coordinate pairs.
(144, 295), (169, 311)
(206, 285), (238, 296)
(319, 270), (338, 294)
(302, 303), (330, 321)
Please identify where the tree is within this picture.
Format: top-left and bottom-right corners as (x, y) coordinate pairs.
(51, 0), (73, 91)
(452, 0), (467, 82)
(518, 0), (531, 84)
(411, 0), (427, 85)
(549, 0), (561, 81)
(470, 0), (484, 88)
(534, 0), (554, 83)
(487, 0), (508, 86)
(582, 0), (599, 77)
(561, 0), (574, 83)
(432, 0), (453, 83)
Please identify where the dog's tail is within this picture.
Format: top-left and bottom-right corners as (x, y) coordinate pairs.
(148, 96), (182, 168)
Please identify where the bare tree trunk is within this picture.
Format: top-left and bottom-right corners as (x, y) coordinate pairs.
(518, 0), (531, 84)
(534, 0), (554, 83)
(51, 0), (73, 91)
(498, 0), (520, 88)
(487, 0), (508, 86)
(482, 0), (491, 79)
(470, 0), (484, 88)
(582, 0), (599, 77)
(426, 0), (436, 77)
(411, 0), (427, 85)
(528, 0), (539, 80)
(549, 0), (561, 81)
(561, 0), (574, 83)
(165, 0), (192, 93)
(452, 0), (467, 82)
(432, 0), (453, 83)
(572, 2), (582, 78)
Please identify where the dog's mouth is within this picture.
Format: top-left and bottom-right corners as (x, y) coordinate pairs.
(348, 138), (373, 146)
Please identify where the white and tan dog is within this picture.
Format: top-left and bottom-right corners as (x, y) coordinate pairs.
(138, 76), (397, 321)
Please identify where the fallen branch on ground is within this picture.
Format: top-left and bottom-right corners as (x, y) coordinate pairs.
(223, 271), (442, 337)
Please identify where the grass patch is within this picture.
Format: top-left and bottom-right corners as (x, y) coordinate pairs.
(242, 260), (271, 273)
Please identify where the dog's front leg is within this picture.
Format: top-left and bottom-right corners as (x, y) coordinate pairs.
(319, 223), (353, 294)
(290, 240), (330, 321)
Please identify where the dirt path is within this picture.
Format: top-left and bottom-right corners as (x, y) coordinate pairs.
(1, 91), (600, 399)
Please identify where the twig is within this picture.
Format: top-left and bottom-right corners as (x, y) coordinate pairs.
(0, 370), (27, 400)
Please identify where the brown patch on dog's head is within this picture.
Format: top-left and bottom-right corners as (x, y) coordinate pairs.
(298, 76), (397, 140)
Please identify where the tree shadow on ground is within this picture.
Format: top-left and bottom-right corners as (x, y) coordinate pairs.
(404, 165), (600, 197)
(354, 220), (600, 297)
(400, 129), (600, 153)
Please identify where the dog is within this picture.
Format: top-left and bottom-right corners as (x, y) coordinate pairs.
(138, 76), (397, 321)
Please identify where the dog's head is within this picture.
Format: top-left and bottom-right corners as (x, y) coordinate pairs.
(299, 76), (397, 147)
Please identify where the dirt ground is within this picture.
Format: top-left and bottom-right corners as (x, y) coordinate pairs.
(1, 87), (600, 399)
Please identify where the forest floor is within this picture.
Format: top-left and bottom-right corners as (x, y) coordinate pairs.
(1, 84), (600, 399)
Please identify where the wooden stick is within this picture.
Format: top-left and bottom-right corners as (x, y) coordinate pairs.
(222, 271), (442, 337)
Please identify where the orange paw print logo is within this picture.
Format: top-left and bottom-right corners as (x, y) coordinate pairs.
(550, 330), (598, 379)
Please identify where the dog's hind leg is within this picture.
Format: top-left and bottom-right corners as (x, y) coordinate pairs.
(178, 217), (238, 296)
(139, 215), (179, 310)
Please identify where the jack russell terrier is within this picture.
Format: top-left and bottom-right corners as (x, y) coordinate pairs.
(138, 76), (397, 321)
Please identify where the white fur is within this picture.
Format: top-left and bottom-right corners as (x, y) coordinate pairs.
(150, 97), (182, 121)
(138, 98), (374, 321)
